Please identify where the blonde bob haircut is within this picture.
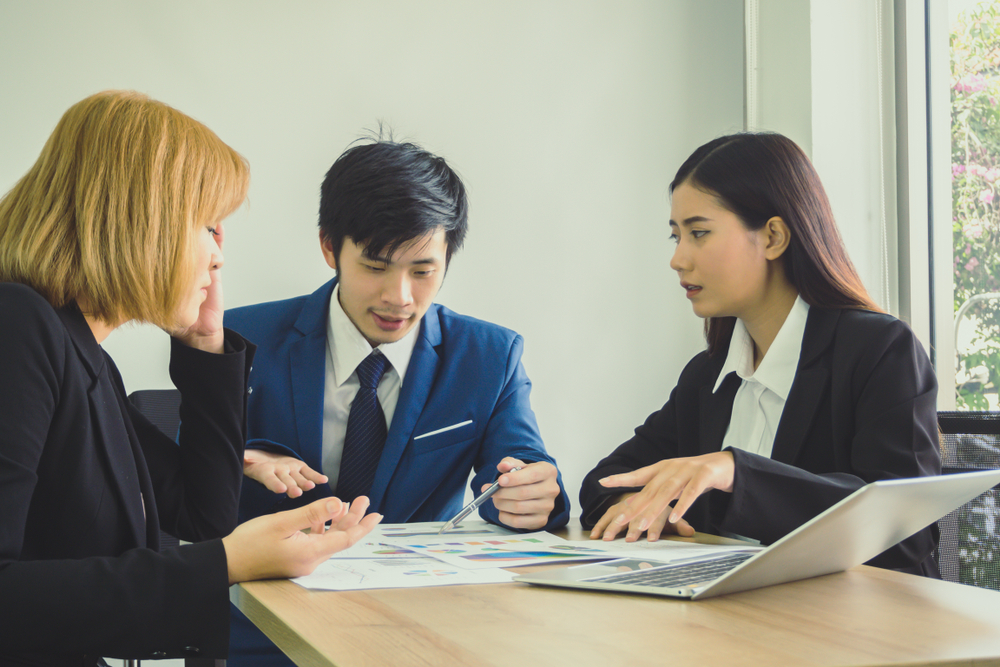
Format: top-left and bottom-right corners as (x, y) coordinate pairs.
(0, 90), (249, 327)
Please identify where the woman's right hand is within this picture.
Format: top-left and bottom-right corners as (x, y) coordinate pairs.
(222, 496), (382, 584)
(589, 491), (695, 542)
(589, 452), (734, 542)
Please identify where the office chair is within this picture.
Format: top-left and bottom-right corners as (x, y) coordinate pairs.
(127, 389), (225, 667)
(936, 411), (1000, 591)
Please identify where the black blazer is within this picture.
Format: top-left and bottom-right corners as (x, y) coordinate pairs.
(580, 306), (942, 576)
(0, 283), (254, 665)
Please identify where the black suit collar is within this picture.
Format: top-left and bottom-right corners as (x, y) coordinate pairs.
(55, 301), (106, 379)
(770, 307), (841, 462)
(56, 301), (150, 547)
(699, 307), (843, 462)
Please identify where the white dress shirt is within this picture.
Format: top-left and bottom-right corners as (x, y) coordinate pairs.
(713, 296), (810, 458)
(321, 284), (419, 490)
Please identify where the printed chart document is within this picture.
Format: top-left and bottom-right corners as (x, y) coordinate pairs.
(380, 531), (610, 569)
(556, 538), (763, 562)
(291, 521), (759, 591)
(324, 520), (516, 560)
(292, 521), (518, 591)
(292, 556), (515, 591)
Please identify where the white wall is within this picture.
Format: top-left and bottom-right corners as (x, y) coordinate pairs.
(0, 0), (744, 515)
(750, 1), (907, 326)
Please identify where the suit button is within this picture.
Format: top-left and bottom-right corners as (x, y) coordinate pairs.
(248, 387), (253, 394)
(184, 646), (201, 655)
(151, 651), (167, 658)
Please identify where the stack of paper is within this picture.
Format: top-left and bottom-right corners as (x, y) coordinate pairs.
(292, 521), (759, 592)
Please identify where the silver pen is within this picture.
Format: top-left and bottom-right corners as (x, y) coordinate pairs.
(438, 467), (523, 534)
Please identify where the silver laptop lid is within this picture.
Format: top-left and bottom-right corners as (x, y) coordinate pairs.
(515, 470), (1000, 599)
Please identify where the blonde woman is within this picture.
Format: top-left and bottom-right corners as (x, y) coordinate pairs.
(0, 91), (381, 666)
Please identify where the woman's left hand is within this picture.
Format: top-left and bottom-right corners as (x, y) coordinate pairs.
(169, 221), (226, 353)
(591, 451), (735, 542)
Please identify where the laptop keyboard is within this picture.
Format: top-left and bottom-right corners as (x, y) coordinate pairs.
(592, 552), (756, 588)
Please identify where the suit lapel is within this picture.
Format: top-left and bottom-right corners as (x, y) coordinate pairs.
(58, 304), (147, 547)
(367, 306), (442, 510)
(770, 307), (838, 463)
(700, 372), (740, 454)
(89, 379), (148, 547)
(289, 280), (335, 471)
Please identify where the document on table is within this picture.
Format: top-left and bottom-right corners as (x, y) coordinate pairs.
(381, 533), (760, 570)
(324, 520), (516, 560)
(556, 538), (763, 562)
(380, 531), (610, 569)
(290, 521), (761, 591)
(292, 556), (515, 591)
(292, 521), (519, 591)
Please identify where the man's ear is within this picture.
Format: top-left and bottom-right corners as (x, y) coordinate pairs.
(320, 232), (338, 271)
(763, 216), (791, 261)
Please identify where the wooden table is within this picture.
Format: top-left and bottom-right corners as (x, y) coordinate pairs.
(231, 524), (1000, 667)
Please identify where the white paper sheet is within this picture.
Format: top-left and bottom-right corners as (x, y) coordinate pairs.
(556, 538), (763, 563)
(291, 556), (514, 591)
(325, 520), (517, 560)
(381, 531), (609, 569)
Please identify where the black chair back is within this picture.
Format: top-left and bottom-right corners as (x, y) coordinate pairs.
(936, 411), (1000, 590)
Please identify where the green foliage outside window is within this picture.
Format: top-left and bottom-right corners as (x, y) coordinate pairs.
(952, 2), (1000, 409)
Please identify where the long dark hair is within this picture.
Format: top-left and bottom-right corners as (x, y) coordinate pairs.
(670, 132), (880, 355)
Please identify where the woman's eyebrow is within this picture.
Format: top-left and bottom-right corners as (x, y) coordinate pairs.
(668, 215), (712, 227)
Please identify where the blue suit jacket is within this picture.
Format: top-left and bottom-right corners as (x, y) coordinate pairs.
(225, 278), (569, 667)
(225, 277), (570, 527)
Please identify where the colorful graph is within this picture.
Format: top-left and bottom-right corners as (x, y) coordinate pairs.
(379, 528), (497, 538)
(403, 569), (460, 577)
(371, 547), (413, 556)
(462, 550), (593, 562)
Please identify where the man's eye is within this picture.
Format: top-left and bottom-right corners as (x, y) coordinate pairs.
(691, 230), (708, 239)
(669, 233), (679, 244)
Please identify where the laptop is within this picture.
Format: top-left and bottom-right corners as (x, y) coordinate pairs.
(514, 469), (1000, 600)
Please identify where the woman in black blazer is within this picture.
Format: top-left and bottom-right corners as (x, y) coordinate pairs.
(0, 91), (382, 666)
(580, 132), (940, 576)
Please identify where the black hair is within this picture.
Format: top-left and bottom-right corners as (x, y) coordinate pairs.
(319, 135), (468, 265)
(670, 132), (880, 355)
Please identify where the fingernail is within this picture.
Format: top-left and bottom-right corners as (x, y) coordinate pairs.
(615, 514), (627, 525)
(638, 518), (649, 531)
(669, 513), (678, 523)
(325, 501), (336, 512)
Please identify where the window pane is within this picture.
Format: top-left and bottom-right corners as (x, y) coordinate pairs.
(951, 0), (1000, 410)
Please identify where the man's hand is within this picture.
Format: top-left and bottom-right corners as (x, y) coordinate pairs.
(222, 496), (382, 584)
(488, 457), (561, 530)
(244, 449), (329, 498)
(590, 451), (734, 542)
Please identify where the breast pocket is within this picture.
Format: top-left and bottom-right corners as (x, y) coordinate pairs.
(411, 419), (476, 452)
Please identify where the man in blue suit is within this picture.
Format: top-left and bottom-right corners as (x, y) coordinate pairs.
(224, 138), (570, 665)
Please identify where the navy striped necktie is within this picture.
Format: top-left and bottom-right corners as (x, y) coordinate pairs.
(337, 351), (391, 502)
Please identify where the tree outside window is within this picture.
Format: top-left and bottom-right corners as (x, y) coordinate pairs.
(952, 0), (1000, 410)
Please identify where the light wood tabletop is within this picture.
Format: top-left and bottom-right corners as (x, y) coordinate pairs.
(231, 524), (1000, 667)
